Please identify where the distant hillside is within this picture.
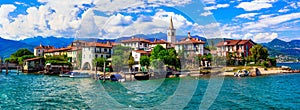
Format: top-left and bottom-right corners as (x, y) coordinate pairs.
(20, 36), (74, 48)
(262, 38), (300, 58)
(0, 37), (34, 58)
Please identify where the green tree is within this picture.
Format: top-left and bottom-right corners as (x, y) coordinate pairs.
(150, 44), (166, 61)
(45, 55), (71, 66)
(5, 48), (34, 65)
(111, 45), (132, 71)
(128, 53), (135, 71)
(140, 56), (150, 69)
(93, 57), (107, 68)
(18, 55), (36, 65)
(250, 44), (269, 64)
(150, 45), (180, 69)
(11, 48), (33, 58)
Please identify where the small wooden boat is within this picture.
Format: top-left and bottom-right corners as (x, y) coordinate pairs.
(134, 73), (150, 80)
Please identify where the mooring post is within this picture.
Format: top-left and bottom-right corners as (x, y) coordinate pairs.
(17, 66), (19, 74)
(6, 62), (8, 74)
(95, 62), (98, 80)
(103, 61), (106, 82)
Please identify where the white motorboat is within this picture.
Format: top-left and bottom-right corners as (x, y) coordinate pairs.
(69, 72), (91, 78)
(59, 72), (72, 77)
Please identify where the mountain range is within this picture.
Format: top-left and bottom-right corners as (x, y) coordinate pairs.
(262, 38), (300, 59)
(1, 34), (298, 59)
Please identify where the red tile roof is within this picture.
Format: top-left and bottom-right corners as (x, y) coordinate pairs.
(121, 37), (150, 43)
(133, 50), (151, 54)
(44, 47), (72, 53)
(24, 57), (41, 61)
(85, 42), (113, 48)
(150, 39), (170, 44)
(175, 37), (205, 45)
(34, 45), (54, 49)
(216, 39), (255, 47)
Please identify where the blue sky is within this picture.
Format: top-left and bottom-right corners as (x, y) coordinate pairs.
(0, 0), (299, 43)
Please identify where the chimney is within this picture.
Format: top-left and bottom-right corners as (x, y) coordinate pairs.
(196, 37), (198, 41)
(131, 36), (135, 39)
(188, 32), (191, 38)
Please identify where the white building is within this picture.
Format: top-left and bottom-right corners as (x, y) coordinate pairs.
(34, 44), (54, 57)
(149, 39), (172, 49)
(131, 50), (150, 71)
(121, 37), (150, 50)
(81, 42), (113, 70)
(175, 32), (205, 56)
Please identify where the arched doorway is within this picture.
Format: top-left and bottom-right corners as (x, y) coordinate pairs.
(82, 62), (91, 70)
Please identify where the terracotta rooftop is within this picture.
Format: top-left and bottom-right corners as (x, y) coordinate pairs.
(44, 47), (72, 53)
(133, 50), (151, 54)
(24, 57), (41, 61)
(150, 39), (170, 44)
(121, 37), (151, 43)
(175, 32), (205, 45)
(85, 42), (113, 48)
(175, 37), (205, 45)
(34, 44), (54, 49)
(216, 39), (255, 47)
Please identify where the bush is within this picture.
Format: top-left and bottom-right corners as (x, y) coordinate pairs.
(261, 61), (269, 68)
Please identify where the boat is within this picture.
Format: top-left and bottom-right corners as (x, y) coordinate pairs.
(69, 72), (91, 78)
(59, 72), (73, 77)
(110, 74), (125, 82)
(234, 69), (249, 77)
(134, 73), (150, 80)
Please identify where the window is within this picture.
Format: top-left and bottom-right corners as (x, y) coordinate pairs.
(95, 55), (98, 58)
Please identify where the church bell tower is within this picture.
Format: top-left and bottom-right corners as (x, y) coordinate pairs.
(167, 16), (176, 44)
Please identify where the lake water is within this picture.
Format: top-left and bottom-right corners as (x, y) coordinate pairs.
(0, 65), (299, 109)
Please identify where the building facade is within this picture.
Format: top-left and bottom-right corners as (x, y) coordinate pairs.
(44, 47), (72, 57)
(81, 42), (113, 70)
(149, 39), (172, 49)
(34, 44), (54, 57)
(175, 32), (205, 56)
(121, 37), (151, 50)
(216, 39), (256, 58)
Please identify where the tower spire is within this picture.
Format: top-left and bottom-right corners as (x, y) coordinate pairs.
(169, 16), (174, 29)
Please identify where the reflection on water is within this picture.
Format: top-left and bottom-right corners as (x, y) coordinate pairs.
(0, 72), (299, 109)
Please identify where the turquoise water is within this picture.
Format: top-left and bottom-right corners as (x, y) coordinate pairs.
(0, 71), (299, 109)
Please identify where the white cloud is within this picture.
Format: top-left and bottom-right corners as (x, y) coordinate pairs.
(236, 1), (273, 11)
(243, 33), (253, 39)
(0, 5), (17, 24)
(253, 32), (278, 43)
(278, 8), (289, 13)
(243, 12), (300, 30)
(258, 14), (274, 19)
(216, 4), (229, 8)
(204, 4), (230, 10)
(201, 0), (216, 4)
(200, 11), (213, 16)
(93, 0), (192, 14)
(236, 13), (259, 20)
